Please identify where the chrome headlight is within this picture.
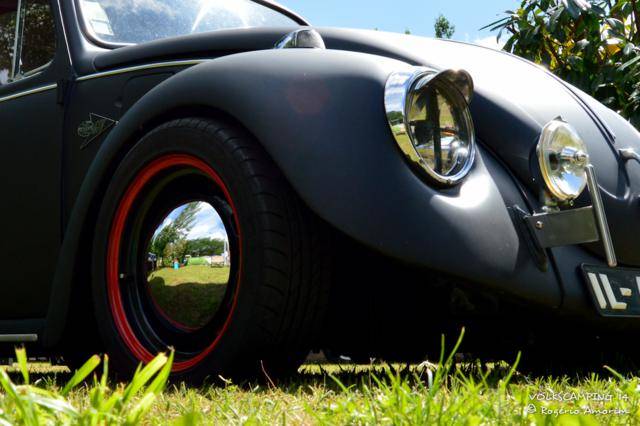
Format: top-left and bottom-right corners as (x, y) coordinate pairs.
(385, 68), (476, 185)
(537, 118), (590, 202)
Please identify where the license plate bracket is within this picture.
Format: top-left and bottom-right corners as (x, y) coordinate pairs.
(582, 264), (640, 317)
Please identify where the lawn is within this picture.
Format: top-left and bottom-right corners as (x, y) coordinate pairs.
(142, 361), (640, 425)
(148, 265), (230, 328)
(2, 333), (640, 424)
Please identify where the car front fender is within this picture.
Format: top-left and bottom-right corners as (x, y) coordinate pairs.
(44, 48), (562, 345)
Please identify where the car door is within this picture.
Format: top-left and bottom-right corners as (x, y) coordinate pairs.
(0, 0), (65, 318)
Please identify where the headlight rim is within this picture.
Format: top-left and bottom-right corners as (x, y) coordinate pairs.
(384, 67), (477, 186)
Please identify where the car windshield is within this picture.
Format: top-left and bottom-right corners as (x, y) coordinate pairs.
(78, 0), (299, 45)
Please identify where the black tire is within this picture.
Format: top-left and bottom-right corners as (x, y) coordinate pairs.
(91, 117), (331, 382)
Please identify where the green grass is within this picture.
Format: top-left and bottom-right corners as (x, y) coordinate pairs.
(148, 266), (230, 328)
(148, 265), (230, 286)
(142, 364), (639, 425)
(2, 331), (640, 424)
(0, 348), (173, 425)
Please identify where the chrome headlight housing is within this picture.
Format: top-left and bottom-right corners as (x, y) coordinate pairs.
(537, 118), (590, 202)
(385, 68), (476, 185)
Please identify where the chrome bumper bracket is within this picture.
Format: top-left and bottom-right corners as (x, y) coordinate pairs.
(585, 164), (617, 267)
(518, 164), (617, 268)
(524, 206), (599, 248)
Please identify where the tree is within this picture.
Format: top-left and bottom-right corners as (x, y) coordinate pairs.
(486, 0), (640, 127)
(186, 238), (226, 256)
(171, 202), (199, 239)
(434, 14), (456, 39)
(1, 1), (56, 83)
(149, 225), (178, 260)
(150, 202), (201, 265)
(163, 239), (188, 265)
(0, 9), (16, 81)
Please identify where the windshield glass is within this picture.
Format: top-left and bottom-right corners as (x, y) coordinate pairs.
(78, 0), (299, 45)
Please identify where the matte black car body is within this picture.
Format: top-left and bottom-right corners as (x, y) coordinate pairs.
(1, 0), (640, 360)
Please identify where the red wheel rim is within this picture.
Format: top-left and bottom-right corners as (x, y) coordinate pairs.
(107, 154), (242, 372)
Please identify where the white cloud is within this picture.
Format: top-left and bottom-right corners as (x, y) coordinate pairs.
(472, 36), (505, 51)
(187, 222), (228, 241)
(188, 222), (214, 239)
(186, 203), (228, 241)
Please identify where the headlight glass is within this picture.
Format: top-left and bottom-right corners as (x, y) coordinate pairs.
(385, 68), (476, 185)
(537, 119), (590, 201)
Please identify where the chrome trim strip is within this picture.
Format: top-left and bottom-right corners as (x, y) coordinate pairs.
(77, 59), (210, 82)
(252, 0), (309, 25)
(0, 83), (57, 103)
(56, 0), (74, 68)
(11, 0), (25, 79)
(0, 334), (38, 342)
(586, 164), (617, 268)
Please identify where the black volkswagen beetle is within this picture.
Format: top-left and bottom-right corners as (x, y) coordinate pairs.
(2, 0), (640, 381)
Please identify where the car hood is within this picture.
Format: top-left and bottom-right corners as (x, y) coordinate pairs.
(317, 28), (640, 266)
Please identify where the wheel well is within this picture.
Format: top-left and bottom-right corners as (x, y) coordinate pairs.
(61, 106), (275, 341)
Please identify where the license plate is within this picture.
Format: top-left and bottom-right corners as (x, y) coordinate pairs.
(582, 264), (640, 317)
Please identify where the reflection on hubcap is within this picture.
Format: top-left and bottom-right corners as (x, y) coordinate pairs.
(108, 154), (242, 371)
(147, 201), (231, 330)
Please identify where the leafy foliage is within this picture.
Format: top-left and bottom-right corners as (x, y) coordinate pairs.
(434, 14), (456, 39)
(170, 203), (200, 237)
(0, 8), (16, 82)
(185, 237), (225, 257)
(486, 0), (640, 127)
(150, 225), (178, 261)
(0, 348), (173, 425)
(150, 202), (200, 265)
(21, 2), (56, 73)
(0, 1), (56, 84)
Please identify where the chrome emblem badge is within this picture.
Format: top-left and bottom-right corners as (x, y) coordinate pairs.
(78, 113), (118, 149)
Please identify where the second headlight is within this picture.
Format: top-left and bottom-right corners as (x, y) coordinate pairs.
(537, 118), (590, 202)
(385, 68), (476, 186)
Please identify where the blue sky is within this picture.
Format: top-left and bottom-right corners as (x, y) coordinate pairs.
(281, 0), (520, 47)
(157, 202), (228, 242)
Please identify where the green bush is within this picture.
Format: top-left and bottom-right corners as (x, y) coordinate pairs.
(486, 0), (640, 127)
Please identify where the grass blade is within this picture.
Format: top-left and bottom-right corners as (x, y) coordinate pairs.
(122, 353), (168, 405)
(29, 394), (78, 417)
(125, 392), (156, 425)
(0, 368), (38, 426)
(147, 350), (174, 395)
(61, 354), (101, 397)
(15, 347), (29, 385)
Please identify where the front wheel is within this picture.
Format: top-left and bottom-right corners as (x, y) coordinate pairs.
(92, 118), (330, 382)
